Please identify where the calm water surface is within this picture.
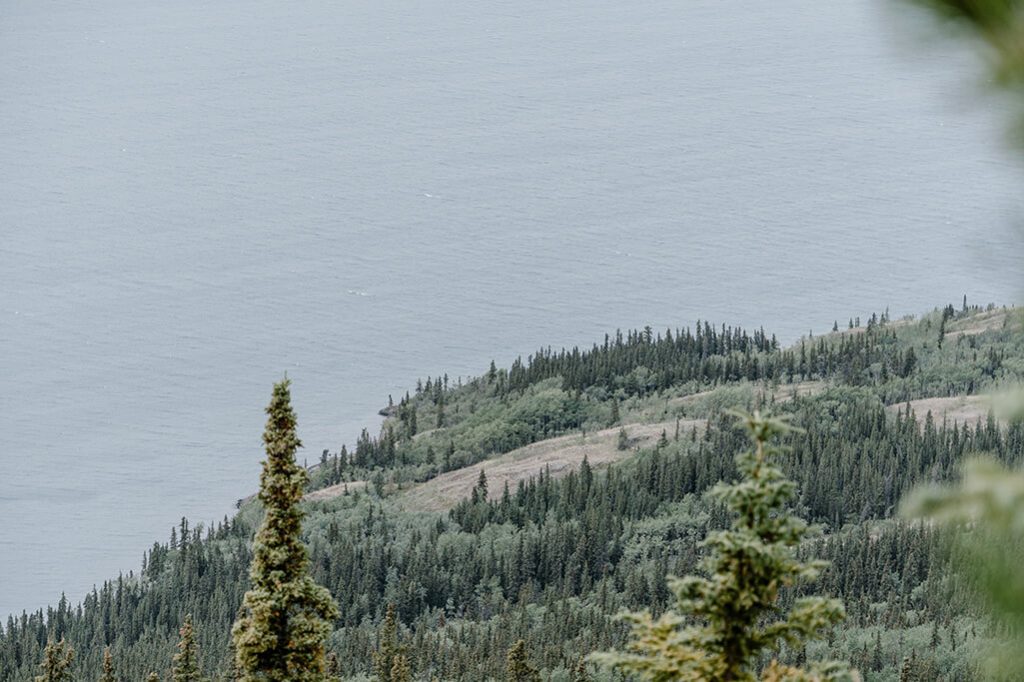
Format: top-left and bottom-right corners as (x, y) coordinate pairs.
(2, 0), (1021, 618)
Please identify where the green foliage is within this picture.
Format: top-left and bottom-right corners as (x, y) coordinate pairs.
(173, 614), (203, 682)
(98, 647), (115, 682)
(505, 640), (540, 682)
(903, 456), (1024, 679)
(372, 604), (400, 682)
(593, 411), (853, 681)
(4, 308), (1023, 680)
(231, 379), (339, 681)
(389, 654), (411, 682)
(35, 639), (73, 682)
(570, 657), (591, 682)
(906, 0), (1024, 142)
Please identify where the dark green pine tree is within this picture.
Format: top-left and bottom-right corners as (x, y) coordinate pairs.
(471, 469), (488, 504)
(506, 640), (540, 682)
(325, 652), (340, 680)
(35, 638), (74, 682)
(98, 646), (115, 682)
(372, 604), (400, 682)
(172, 614), (202, 682)
(594, 411), (854, 681)
(231, 379), (340, 681)
(571, 657), (591, 682)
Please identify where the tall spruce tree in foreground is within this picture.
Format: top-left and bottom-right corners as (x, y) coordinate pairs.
(172, 614), (202, 682)
(594, 411), (854, 681)
(232, 379), (339, 681)
(35, 638), (73, 682)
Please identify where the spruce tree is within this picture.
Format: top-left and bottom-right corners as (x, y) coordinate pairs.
(147, 675), (160, 682)
(325, 652), (340, 679)
(99, 646), (115, 682)
(232, 379), (339, 681)
(35, 638), (73, 682)
(593, 411), (854, 681)
(571, 657), (591, 682)
(372, 604), (400, 682)
(506, 640), (540, 682)
(173, 614), (202, 682)
(389, 654), (412, 682)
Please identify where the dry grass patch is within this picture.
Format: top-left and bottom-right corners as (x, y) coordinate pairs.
(769, 380), (828, 403)
(667, 381), (827, 410)
(887, 395), (992, 427)
(397, 419), (705, 512)
(304, 480), (368, 502)
(946, 308), (1018, 339)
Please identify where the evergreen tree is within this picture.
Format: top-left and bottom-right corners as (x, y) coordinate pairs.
(173, 614), (202, 682)
(147, 675), (160, 682)
(571, 657), (591, 682)
(471, 469), (488, 504)
(231, 379), (340, 681)
(35, 638), (73, 682)
(325, 652), (340, 679)
(505, 640), (540, 682)
(594, 411), (853, 681)
(898, 656), (914, 682)
(99, 646), (115, 682)
(389, 654), (412, 682)
(372, 604), (400, 682)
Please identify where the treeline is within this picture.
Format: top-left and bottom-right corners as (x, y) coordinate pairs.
(311, 306), (1022, 495)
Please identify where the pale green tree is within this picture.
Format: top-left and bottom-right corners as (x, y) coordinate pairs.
(35, 638), (73, 682)
(505, 640), (540, 682)
(593, 411), (854, 681)
(173, 614), (203, 682)
(98, 647), (115, 682)
(232, 379), (339, 681)
(389, 654), (411, 682)
(903, 457), (1024, 679)
(897, 2), (1024, 680)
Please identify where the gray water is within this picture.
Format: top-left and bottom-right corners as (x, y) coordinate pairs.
(1, 0), (1021, 620)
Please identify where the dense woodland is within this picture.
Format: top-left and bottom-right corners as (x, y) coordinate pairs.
(3, 303), (1023, 681)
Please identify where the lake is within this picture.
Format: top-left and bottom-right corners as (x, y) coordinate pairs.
(1, 0), (1020, 619)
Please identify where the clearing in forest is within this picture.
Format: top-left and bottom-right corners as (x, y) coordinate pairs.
(397, 418), (706, 512)
(304, 480), (369, 502)
(887, 395), (992, 426)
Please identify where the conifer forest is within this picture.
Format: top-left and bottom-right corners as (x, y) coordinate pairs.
(5, 303), (1024, 680)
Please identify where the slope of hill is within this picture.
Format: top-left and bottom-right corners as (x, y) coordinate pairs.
(2, 303), (1022, 682)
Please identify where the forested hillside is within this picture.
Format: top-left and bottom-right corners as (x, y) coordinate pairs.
(3, 303), (1022, 681)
